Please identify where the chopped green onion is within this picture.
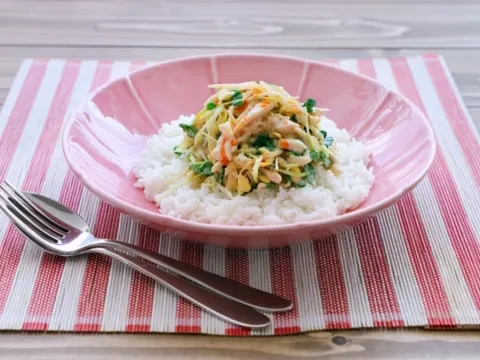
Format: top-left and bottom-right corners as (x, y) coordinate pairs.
(265, 183), (276, 189)
(293, 180), (306, 188)
(179, 123), (198, 138)
(214, 166), (225, 184)
(324, 136), (334, 148)
(252, 134), (276, 151)
(231, 91), (244, 107)
(281, 174), (292, 183)
(287, 150), (304, 157)
(304, 163), (316, 185)
(310, 150), (321, 162)
(206, 102), (216, 110)
(303, 98), (316, 113)
(319, 151), (332, 168)
(190, 161), (213, 176)
(173, 145), (183, 157)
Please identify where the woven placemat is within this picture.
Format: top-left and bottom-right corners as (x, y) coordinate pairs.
(0, 55), (479, 335)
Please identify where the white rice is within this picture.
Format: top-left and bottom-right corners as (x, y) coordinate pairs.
(134, 115), (374, 226)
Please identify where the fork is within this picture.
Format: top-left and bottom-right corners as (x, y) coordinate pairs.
(0, 182), (291, 313)
(0, 182), (271, 328)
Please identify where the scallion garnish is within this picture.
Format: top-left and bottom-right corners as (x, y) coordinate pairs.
(231, 91), (244, 108)
(303, 98), (316, 113)
(190, 161), (213, 176)
(179, 123), (198, 138)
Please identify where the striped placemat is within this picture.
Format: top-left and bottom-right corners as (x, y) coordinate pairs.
(0, 54), (479, 335)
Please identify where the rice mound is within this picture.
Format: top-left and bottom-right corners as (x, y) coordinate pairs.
(134, 115), (374, 226)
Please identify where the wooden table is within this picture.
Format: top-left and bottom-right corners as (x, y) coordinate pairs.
(1, 0), (480, 358)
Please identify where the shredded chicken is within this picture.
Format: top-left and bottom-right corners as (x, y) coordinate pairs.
(174, 81), (336, 194)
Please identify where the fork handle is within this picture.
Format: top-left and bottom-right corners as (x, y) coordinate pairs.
(95, 239), (292, 312)
(91, 247), (270, 328)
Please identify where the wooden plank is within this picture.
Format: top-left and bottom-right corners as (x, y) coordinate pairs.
(11, 0), (480, 2)
(1, 1), (480, 48)
(1, 330), (480, 359)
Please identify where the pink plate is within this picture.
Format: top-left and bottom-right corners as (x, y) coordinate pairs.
(62, 54), (436, 248)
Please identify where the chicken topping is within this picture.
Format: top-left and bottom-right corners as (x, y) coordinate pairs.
(174, 81), (335, 194)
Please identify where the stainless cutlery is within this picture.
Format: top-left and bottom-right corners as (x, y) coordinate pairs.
(0, 181), (292, 328)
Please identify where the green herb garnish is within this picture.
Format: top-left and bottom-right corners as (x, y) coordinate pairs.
(318, 130), (334, 148)
(214, 166), (225, 184)
(206, 102), (216, 110)
(281, 174), (292, 183)
(252, 134), (276, 151)
(319, 151), (332, 168)
(303, 98), (316, 113)
(293, 180), (306, 188)
(310, 150), (321, 162)
(288, 150), (304, 157)
(304, 163), (316, 185)
(190, 161), (213, 176)
(231, 91), (244, 107)
(265, 183), (276, 189)
(324, 136), (334, 148)
(179, 123), (198, 138)
(173, 145), (183, 157)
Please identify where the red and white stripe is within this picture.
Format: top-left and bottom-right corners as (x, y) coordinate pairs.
(150, 234), (181, 332)
(0, 60), (66, 328)
(174, 241), (204, 333)
(336, 228), (374, 327)
(383, 57), (458, 326)
(0, 56), (479, 334)
(344, 58), (404, 327)
(407, 56), (480, 322)
(11, 60), (96, 330)
(98, 62), (147, 332)
(48, 61), (117, 330)
(201, 245), (225, 335)
(369, 59), (429, 326)
(291, 242), (325, 331)
(0, 60), (33, 139)
(249, 248), (274, 336)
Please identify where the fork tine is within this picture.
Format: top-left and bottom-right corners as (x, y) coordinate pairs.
(0, 198), (56, 252)
(1, 181), (67, 236)
(0, 191), (61, 243)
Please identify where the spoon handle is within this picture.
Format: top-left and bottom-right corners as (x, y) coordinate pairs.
(91, 247), (270, 328)
(95, 239), (292, 312)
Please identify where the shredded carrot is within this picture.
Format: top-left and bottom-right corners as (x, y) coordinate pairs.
(260, 100), (270, 108)
(220, 138), (228, 163)
(279, 139), (290, 150)
(235, 100), (249, 113)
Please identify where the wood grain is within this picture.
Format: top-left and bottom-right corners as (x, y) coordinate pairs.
(1, 330), (480, 359)
(1, 0), (480, 358)
(1, 1), (480, 48)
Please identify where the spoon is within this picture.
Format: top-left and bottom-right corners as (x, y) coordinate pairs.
(0, 185), (273, 328)
(22, 191), (291, 313)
